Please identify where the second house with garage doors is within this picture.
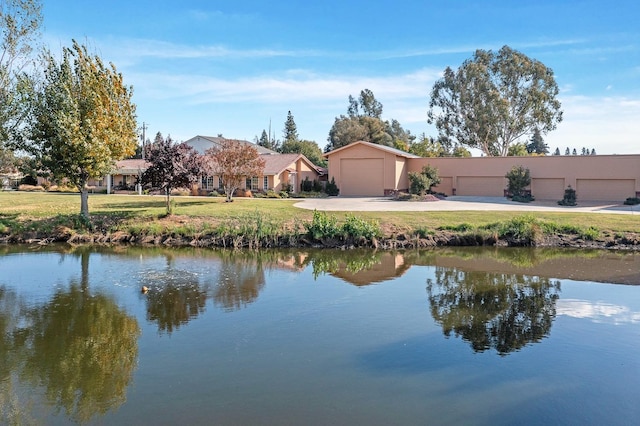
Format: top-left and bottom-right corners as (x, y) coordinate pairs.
(324, 141), (640, 201)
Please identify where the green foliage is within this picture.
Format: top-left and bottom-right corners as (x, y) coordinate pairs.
(438, 223), (474, 232)
(505, 165), (531, 198)
(408, 171), (430, 195)
(325, 177), (339, 196)
(304, 210), (340, 240)
(283, 110), (299, 143)
(485, 214), (542, 243)
(280, 139), (326, 167)
(301, 176), (313, 192)
(558, 186), (577, 206)
(623, 197), (640, 205)
(342, 214), (381, 239)
(326, 89), (414, 151)
(526, 128), (549, 154)
(27, 40), (137, 219)
(304, 210), (381, 241)
(409, 165), (441, 195)
(428, 45), (563, 156)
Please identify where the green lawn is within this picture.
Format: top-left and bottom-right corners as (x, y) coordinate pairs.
(1, 191), (638, 237)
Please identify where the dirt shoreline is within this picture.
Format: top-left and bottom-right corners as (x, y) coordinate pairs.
(2, 229), (639, 251)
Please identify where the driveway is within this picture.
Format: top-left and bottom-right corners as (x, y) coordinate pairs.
(294, 196), (640, 214)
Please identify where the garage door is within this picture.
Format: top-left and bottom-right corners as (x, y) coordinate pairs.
(531, 178), (565, 200)
(576, 179), (636, 201)
(457, 177), (506, 196)
(433, 177), (453, 196)
(340, 158), (384, 196)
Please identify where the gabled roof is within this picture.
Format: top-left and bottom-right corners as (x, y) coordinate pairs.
(114, 159), (150, 174)
(185, 135), (278, 155)
(261, 153), (320, 176)
(323, 140), (421, 159)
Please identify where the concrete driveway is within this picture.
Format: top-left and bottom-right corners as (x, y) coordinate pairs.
(294, 196), (640, 214)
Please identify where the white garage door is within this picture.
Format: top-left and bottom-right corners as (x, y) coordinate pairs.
(576, 179), (636, 201)
(457, 177), (506, 196)
(340, 158), (384, 196)
(531, 178), (565, 200)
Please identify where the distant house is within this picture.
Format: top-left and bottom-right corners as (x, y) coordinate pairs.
(33, 135), (324, 195)
(185, 135), (322, 194)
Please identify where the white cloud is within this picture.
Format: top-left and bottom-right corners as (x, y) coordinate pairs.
(556, 299), (640, 324)
(545, 95), (640, 154)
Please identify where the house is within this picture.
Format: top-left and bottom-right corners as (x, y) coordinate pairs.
(105, 159), (150, 193)
(325, 141), (640, 201)
(185, 135), (322, 194)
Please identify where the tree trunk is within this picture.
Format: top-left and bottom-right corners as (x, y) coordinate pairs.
(80, 188), (89, 220)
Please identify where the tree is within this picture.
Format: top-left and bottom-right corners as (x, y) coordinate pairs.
(505, 165), (531, 198)
(283, 110), (298, 143)
(553, 147), (561, 155)
(408, 133), (470, 158)
(591, 148), (596, 155)
(507, 142), (528, 156)
(357, 88), (383, 118)
(256, 129), (280, 151)
(526, 128), (549, 154)
(572, 148), (577, 155)
(26, 40), (137, 219)
(565, 147), (570, 155)
(204, 139), (265, 202)
(428, 45), (563, 156)
(0, 0), (42, 149)
(141, 133), (202, 214)
(327, 89), (412, 151)
(409, 165), (441, 195)
(280, 138), (326, 167)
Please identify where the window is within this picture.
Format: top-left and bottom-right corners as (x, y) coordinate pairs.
(201, 176), (214, 190)
(245, 176), (259, 191)
(218, 176), (224, 189)
(263, 176), (269, 190)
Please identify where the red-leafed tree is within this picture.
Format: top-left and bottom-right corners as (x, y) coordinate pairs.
(204, 139), (265, 202)
(141, 133), (202, 214)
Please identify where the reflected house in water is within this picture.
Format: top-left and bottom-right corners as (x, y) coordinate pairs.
(330, 252), (411, 286)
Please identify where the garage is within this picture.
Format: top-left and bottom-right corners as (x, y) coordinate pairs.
(340, 158), (384, 196)
(531, 178), (565, 200)
(576, 179), (636, 201)
(456, 176), (506, 196)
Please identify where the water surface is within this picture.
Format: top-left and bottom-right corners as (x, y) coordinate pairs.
(1, 246), (638, 425)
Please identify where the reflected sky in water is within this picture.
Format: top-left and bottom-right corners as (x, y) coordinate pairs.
(0, 246), (639, 425)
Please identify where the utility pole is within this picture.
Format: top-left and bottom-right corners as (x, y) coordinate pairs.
(140, 122), (148, 159)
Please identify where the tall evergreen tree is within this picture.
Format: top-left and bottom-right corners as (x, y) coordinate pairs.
(553, 147), (561, 155)
(565, 147), (570, 155)
(283, 111), (299, 144)
(526, 128), (549, 154)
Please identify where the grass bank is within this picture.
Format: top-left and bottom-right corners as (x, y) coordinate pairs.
(1, 192), (638, 249)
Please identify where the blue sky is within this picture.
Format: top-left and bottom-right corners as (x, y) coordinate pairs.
(42, 0), (640, 154)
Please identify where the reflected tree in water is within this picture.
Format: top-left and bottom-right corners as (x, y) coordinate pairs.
(213, 253), (266, 312)
(5, 251), (140, 423)
(142, 270), (209, 334)
(426, 267), (561, 355)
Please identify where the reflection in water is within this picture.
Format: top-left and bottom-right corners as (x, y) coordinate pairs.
(142, 270), (209, 334)
(0, 251), (140, 423)
(213, 252), (266, 312)
(427, 267), (561, 355)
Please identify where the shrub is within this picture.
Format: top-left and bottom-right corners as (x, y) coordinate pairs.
(301, 176), (313, 192)
(558, 186), (577, 206)
(312, 179), (323, 192)
(265, 189), (281, 198)
(304, 210), (340, 240)
(18, 184), (45, 191)
(624, 197), (640, 205)
(325, 177), (339, 196)
(505, 165), (531, 198)
(409, 165), (441, 195)
(408, 171), (430, 195)
(342, 214), (381, 239)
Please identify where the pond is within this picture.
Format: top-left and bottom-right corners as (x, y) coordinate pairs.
(1, 245), (639, 425)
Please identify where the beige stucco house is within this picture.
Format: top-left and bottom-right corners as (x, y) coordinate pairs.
(325, 141), (640, 201)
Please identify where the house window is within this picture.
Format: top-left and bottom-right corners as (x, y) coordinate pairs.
(245, 176), (259, 191)
(218, 176), (224, 189)
(263, 176), (269, 190)
(201, 176), (214, 189)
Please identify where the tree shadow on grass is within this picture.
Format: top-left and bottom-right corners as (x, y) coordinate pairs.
(104, 199), (213, 210)
(0, 211), (139, 236)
